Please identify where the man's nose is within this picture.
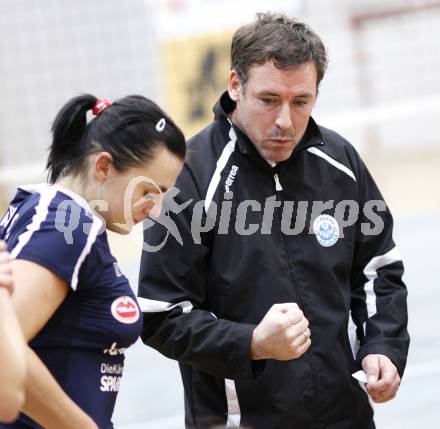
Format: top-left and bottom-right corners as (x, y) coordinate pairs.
(275, 103), (292, 130)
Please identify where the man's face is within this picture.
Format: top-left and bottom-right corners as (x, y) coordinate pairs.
(228, 60), (317, 162)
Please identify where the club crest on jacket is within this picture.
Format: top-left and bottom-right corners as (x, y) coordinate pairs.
(313, 214), (339, 247)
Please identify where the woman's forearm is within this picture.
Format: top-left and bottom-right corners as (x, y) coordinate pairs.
(0, 288), (26, 423)
(21, 346), (98, 429)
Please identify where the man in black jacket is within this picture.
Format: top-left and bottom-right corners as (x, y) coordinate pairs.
(138, 12), (409, 429)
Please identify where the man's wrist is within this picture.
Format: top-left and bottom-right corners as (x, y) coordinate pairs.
(250, 328), (265, 360)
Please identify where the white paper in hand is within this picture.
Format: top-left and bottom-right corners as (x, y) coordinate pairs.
(352, 370), (369, 383)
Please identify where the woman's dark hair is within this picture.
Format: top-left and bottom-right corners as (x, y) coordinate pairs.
(231, 12), (328, 89)
(47, 94), (186, 184)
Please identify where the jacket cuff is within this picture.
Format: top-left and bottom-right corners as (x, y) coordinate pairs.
(356, 343), (406, 378)
(232, 322), (266, 379)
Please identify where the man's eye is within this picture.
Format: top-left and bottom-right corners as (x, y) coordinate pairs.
(294, 100), (308, 107)
(260, 98), (274, 105)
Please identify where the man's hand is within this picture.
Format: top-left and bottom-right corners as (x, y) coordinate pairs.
(362, 354), (400, 403)
(251, 303), (311, 360)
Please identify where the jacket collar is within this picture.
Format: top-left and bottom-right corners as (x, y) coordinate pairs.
(213, 91), (324, 167)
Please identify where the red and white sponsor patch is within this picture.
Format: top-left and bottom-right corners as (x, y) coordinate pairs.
(111, 296), (140, 324)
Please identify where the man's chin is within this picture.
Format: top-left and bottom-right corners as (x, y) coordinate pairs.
(265, 150), (294, 163)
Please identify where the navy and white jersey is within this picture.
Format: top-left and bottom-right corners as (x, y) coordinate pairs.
(0, 184), (142, 429)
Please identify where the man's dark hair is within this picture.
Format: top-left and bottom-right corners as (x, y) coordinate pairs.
(231, 12), (328, 88)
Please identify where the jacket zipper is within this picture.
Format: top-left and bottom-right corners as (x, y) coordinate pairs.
(273, 170), (305, 313)
(273, 167), (320, 418)
(273, 173), (283, 191)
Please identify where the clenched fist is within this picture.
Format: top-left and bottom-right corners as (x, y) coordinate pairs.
(251, 303), (311, 361)
(362, 354), (401, 403)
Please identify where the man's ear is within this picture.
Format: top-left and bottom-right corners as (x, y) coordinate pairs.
(93, 152), (114, 182)
(227, 69), (242, 102)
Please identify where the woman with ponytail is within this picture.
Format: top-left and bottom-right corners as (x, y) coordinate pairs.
(0, 94), (186, 429)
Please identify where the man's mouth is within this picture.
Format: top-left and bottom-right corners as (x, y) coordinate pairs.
(267, 138), (292, 144)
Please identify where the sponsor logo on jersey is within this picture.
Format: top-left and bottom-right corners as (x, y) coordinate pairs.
(225, 165), (239, 193)
(111, 296), (140, 324)
(100, 363), (123, 392)
(313, 214), (339, 247)
(103, 342), (127, 356)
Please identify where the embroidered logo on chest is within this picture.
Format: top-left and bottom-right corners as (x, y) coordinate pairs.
(225, 165), (239, 193)
(111, 296), (140, 324)
(313, 214), (339, 247)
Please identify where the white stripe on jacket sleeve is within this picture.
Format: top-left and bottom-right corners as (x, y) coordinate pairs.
(225, 379), (241, 428)
(362, 246), (402, 335)
(307, 147), (356, 182)
(137, 297), (194, 314)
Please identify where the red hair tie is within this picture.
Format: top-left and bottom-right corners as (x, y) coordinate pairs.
(92, 98), (111, 116)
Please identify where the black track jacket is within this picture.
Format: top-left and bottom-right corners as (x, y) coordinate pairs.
(138, 92), (409, 429)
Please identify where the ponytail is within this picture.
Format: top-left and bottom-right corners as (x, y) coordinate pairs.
(47, 94), (97, 183)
